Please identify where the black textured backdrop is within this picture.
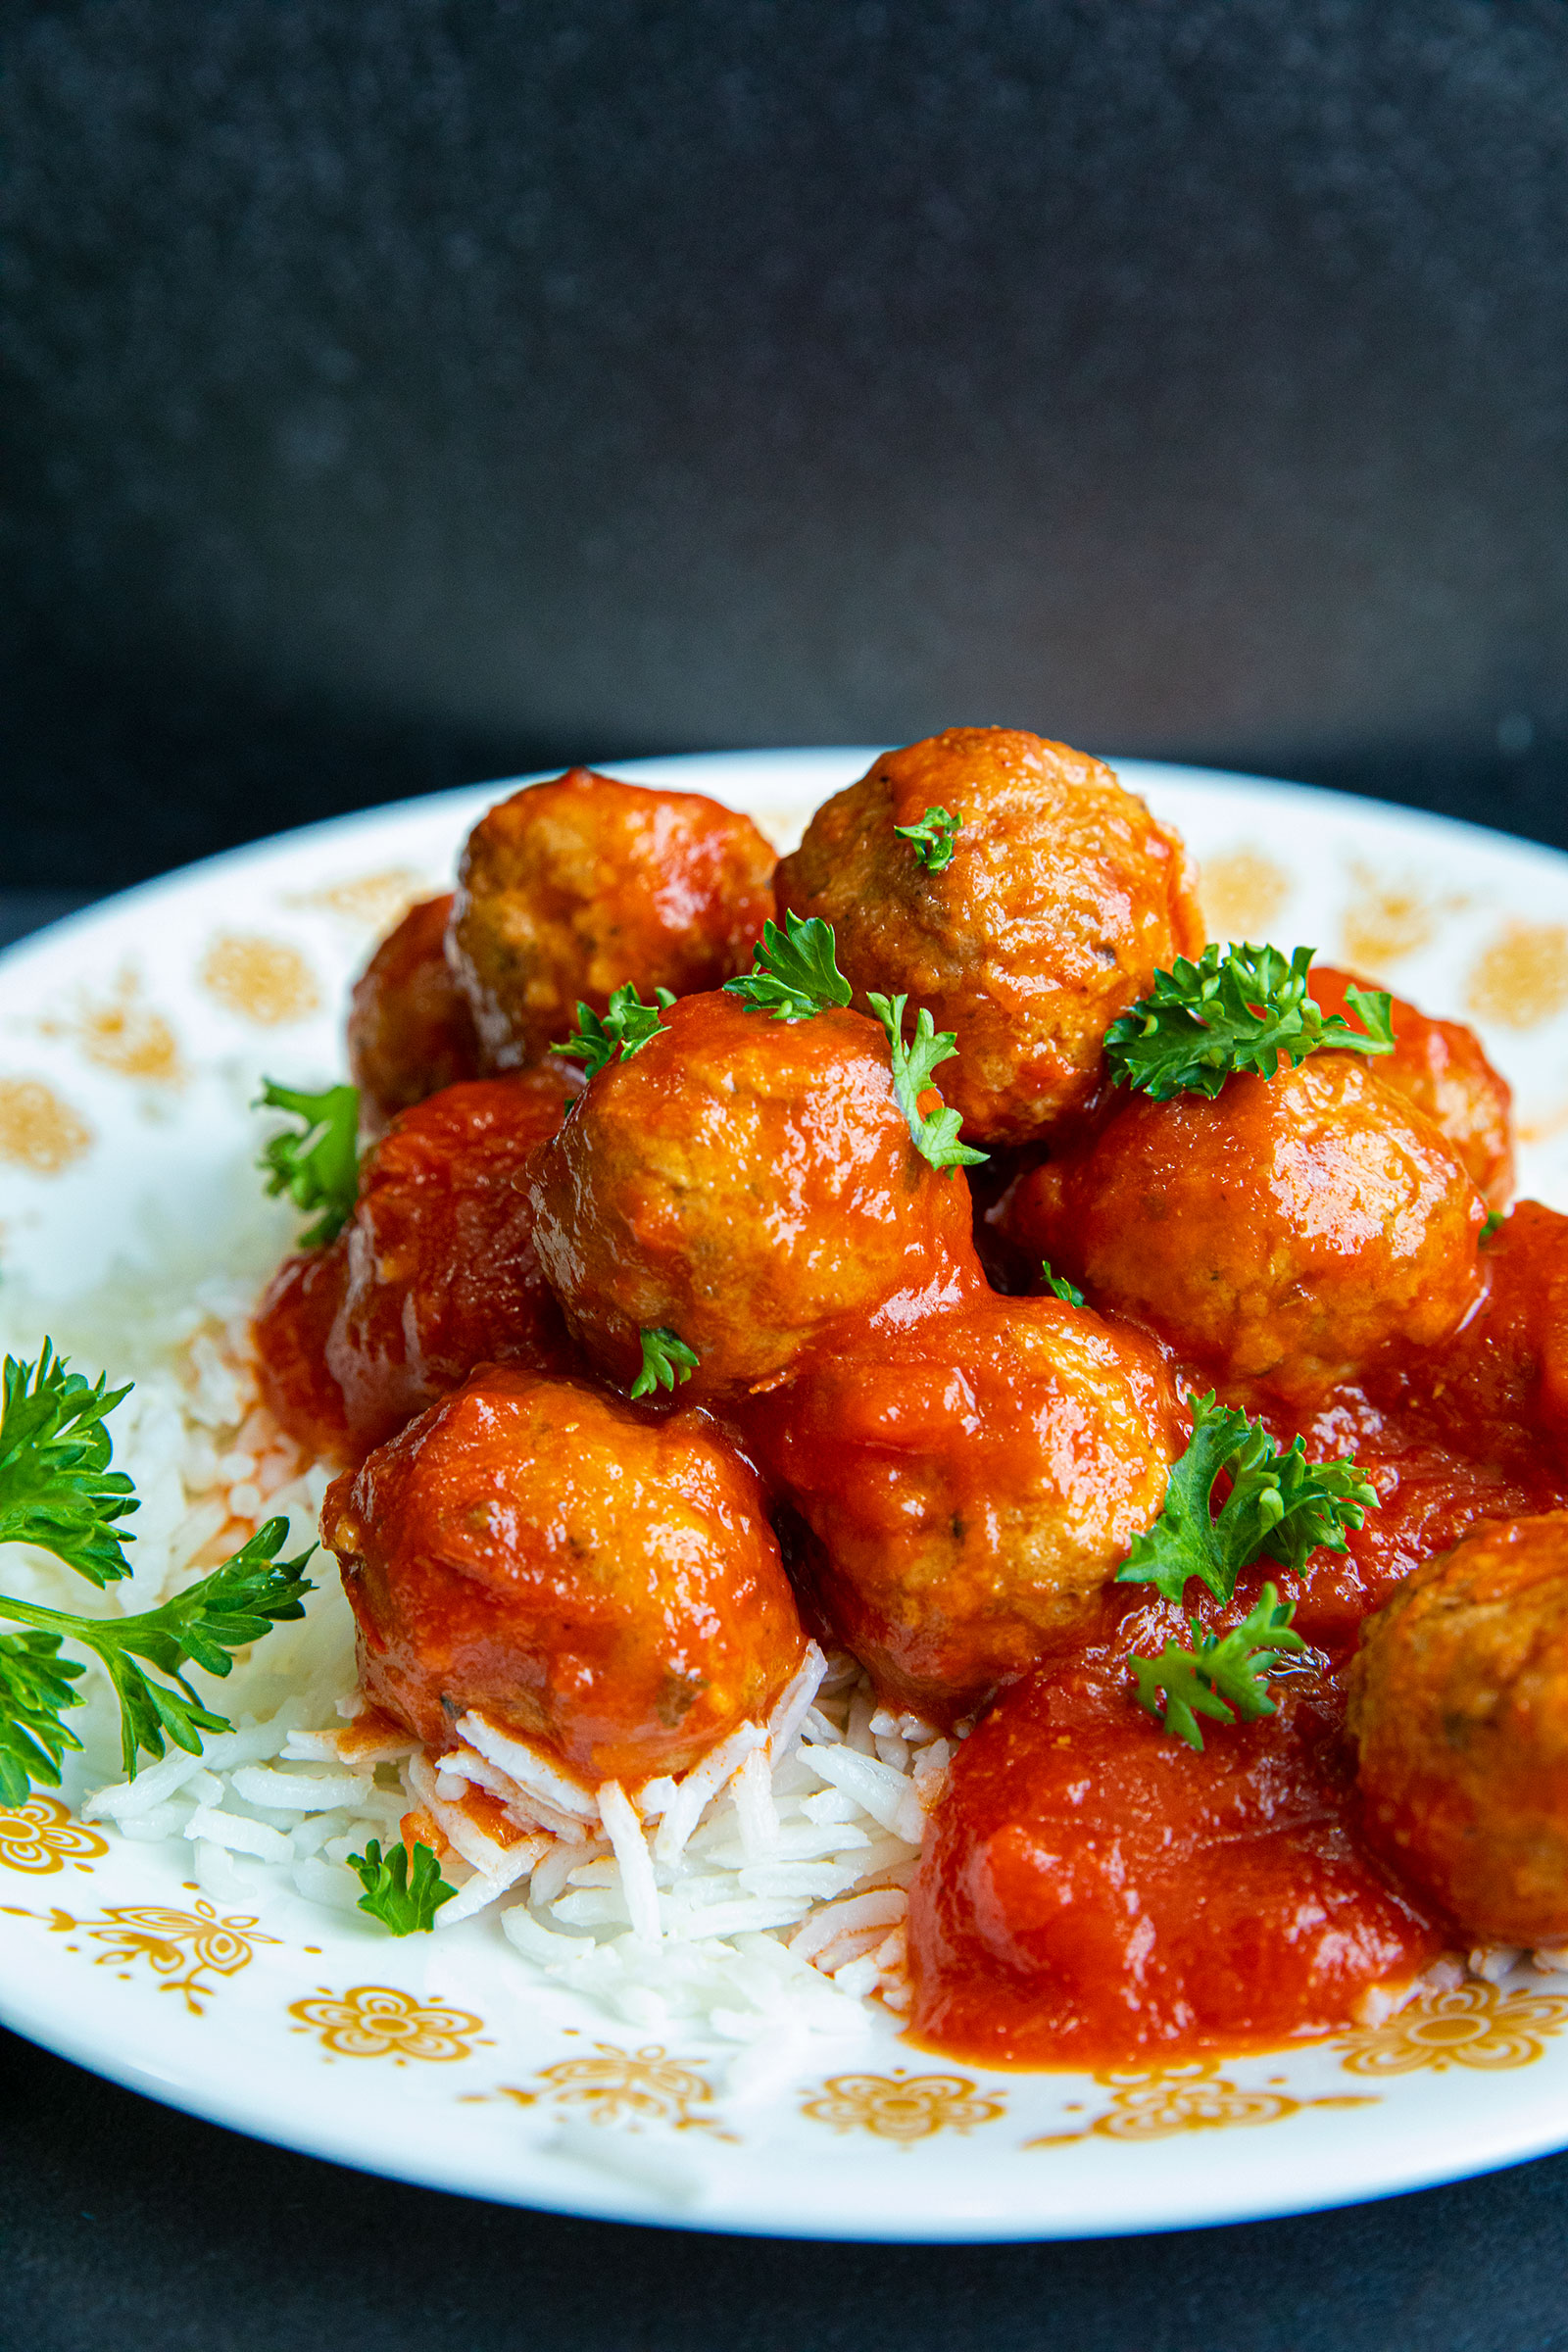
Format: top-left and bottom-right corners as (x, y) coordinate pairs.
(7, 0), (1568, 885)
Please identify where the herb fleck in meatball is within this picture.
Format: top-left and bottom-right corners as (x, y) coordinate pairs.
(528, 992), (983, 1399)
(1007, 1054), (1486, 1403)
(347, 893), (483, 1136)
(449, 767), (775, 1069)
(1348, 1514), (1568, 1943)
(321, 1364), (807, 1786)
(747, 1294), (1181, 1727)
(774, 728), (1204, 1144)
(1311, 964), (1513, 1209)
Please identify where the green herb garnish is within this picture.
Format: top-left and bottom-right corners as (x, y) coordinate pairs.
(1102, 944), (1395, 1102)
(550, 983), (675, 1081)
(0, 1343), (136, 1588)
(722, 912), (854, 1021)
(1480, 1208), (1505, 1248)
(347, 1837), (457, 1935)
(256, 1079), (361, 1247)
(1040, 1261), (1086, 1308)
(894, 806), (962, 872)
(1119, 1393), (1375, 1608)
(866, 993), (988, 1175)
(629, 1326), (700, 1400)
(0, 1505), (314, 1799)
(1131, 1583), (1309, 1751)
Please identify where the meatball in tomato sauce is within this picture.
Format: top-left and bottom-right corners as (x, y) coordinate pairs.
(321, 1364), (807, 1787)
(254, 1070), (577, 1463)
(528, 992), (983, 1400)
(1310, 964), (1513, 1209)
(1348, 1513), (1568, 1945)
(449, 767), (775, 1070)
(774, 728), (1203, 1144)
(347, 892), (482, 1136)
(1007, 1054), (1486, 1404)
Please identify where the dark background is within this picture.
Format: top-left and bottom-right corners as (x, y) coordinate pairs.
(9, 3), (1568, 2344)
(7, 0), (1568, 889)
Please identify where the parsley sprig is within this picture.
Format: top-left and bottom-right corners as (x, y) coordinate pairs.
(256, 1079), (361, 1247)
(1103, 944), (1396, 1102)
(1132, 1584), (1308, 1751)
(1040, 1261), (1086, 1308)
(894, 805), (962, 872)
(723, 912), (854, 1021)
(1119, 1394), (1375, 1607)
(348, 1837), (457, 1935)
(629, 1326), (700, 1399)
(551, 983), (675, 1080)
(0, 1344), (137, 1587)
(867, 993), (988, 1174)
(0, 1512), (315, 1801)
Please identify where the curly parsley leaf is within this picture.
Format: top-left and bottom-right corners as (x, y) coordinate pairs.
(1480, 1208), (1505, 1248)
(256, 1079), (361, 1247)
(550, 982), (676, 1080)
(629, 1326), (700, 1400)
(0, 1632), (86, 1808)
(0, 1343), (137, 1588)
(1102, 944), (1396, 1102)
(0, 1516), (315, 1783)
(894, 805), (963, 872)
(723, 911), (854, 1021)
(1118, 1393), (1375, 1606)
(866, 992), (989, 1174)
(348, 1837), (457, 1935)
(1040, 1261), (1086, 1308)
(1132, 1583), (1309, 1751)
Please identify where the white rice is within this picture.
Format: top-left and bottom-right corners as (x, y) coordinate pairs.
(0, 1248), (947, 2041)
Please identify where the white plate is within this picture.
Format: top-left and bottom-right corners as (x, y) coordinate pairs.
(3, 750), (1568, 2242)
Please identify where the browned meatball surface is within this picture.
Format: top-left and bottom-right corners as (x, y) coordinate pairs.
(774, 729), (1204, 1144)
(1311, 964), (1514, 1209)
(1348, 1514), (1568, 1943)
(746, 1294), (1181, 1728)
(528, 991), (984, 1400)
(326, 1070), (578, 1455)
(1007, 1054), (1486, 1403)
(450, 767), (776, 1068)
(346, 893), (483, 1136)
(322, 1364), (807, 1786)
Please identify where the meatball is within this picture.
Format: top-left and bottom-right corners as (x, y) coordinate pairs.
(774, 728), (1204, 1144)
(1348, 1514), (1568, 1943)
(528, 991), (983, 1399)
(347, 893), (482, 1136)
(326, 1071), (577, 1454)
(321, 1364), (807, 1786)
(1006, 1054), (1485, 1403)
(1310, 964), (1513, 1209)
(449, 767), (776, 1068)
(253, 1236), (353, 1465)
(746, 1294), (1181, 1727)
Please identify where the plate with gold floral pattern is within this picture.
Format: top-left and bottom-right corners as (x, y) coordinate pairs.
(3, 751), (1568, 2241)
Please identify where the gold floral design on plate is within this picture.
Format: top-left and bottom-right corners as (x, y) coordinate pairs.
(0, 1896), (278, 2013)
(285, 867), (431, 930)
(1339, 860), (1464, 974)
(38, 967), (186, 1087)
(288, 1984), (486, 2063)
(197, 934), (321, 1027)
(1337, 1981), (1568, 2076)
(0, 1793), (108, 1874)
(0, 1076), (93, 1175)
(1024, 2060), (1374, 2149)
(801, 2067), (1007, 2144)
(1466, 919), (1568, 1030)
(1200, 848), (1292, 945)
(500, 2041), (733, 2134)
